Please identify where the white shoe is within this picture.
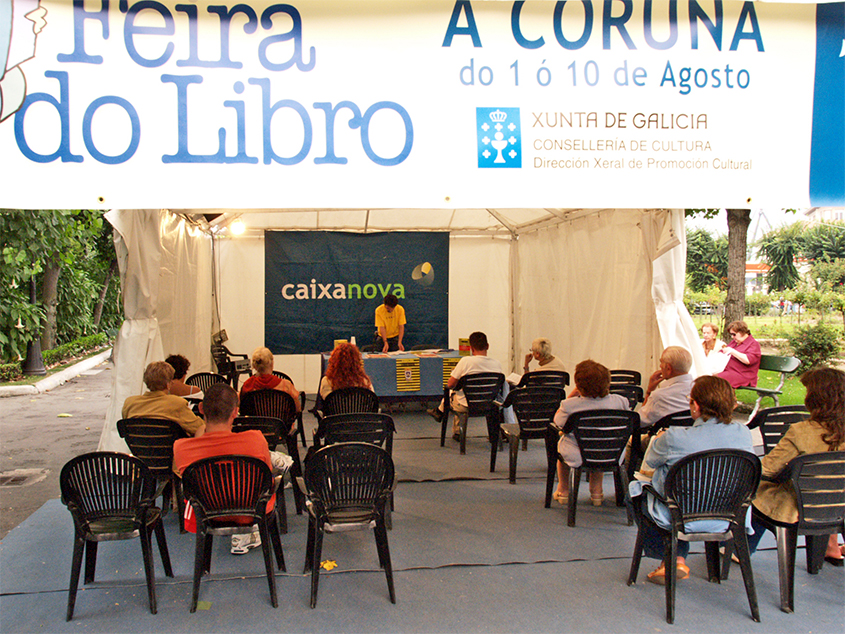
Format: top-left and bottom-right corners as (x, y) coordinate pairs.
(230, 531), (261, 555)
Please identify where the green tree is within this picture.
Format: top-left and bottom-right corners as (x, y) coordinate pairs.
(757, 223), (802, 291)
(800, 221), (845, 262)
(686, 227), (728, 292)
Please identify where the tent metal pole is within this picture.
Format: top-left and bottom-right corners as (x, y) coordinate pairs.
(509, 234), (520, 374)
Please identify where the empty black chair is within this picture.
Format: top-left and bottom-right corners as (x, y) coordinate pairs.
(545, 409), (638, 526)
(746, 405), (810, 454)
(181, 455), (285, 612)
(299, 443), (396, 608)
(272, 370), (308, 447)
(498, 386), (565, 484)
(185, 372), (228, 393)
(441, 372), (506, 463)
(724, 451), (845, 613)
(61, 452), (174, 620)
(628, 411), (695, 480)
(609, 384), (644, 410)
(610, 369), (642, 386)
(239, 390), (305, 514)
(628, 449), (761, 624)
(517, 370), (570, 390)
(232, 415), (290, 533)
(210, 344), (250, 388)
(736, 355), (802, 419)
(117, 417), (189, 532)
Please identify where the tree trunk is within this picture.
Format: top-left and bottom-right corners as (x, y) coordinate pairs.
(40, 260), (60, 351)
(93, 257), (118, 328)
(722, 209), (751, 340)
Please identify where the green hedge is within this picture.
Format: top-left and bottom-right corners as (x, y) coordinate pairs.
(0, 333), (110, 383)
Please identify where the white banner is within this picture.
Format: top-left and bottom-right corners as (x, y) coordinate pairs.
(0, 0), (842, 209)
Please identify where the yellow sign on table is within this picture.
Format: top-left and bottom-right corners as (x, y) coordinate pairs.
(396, 358), (420, 391)
(442, 357), (460, 387)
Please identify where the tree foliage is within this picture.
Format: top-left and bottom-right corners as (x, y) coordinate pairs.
(757, 223), (802, 291)
(801, 222), (845, 262)
(686, 228), (728, 292)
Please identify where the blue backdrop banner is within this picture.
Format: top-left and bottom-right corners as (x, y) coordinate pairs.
(265, 231), (449, 354)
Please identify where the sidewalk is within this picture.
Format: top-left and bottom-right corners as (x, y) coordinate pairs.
(0, 349), (113, 398)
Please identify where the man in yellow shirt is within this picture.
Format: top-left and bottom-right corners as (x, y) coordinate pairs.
(374, 293), (406, 352)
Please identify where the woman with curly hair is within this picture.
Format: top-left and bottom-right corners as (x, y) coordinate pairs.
(748, 367), (845, 564)
(319, 343), (374, 400)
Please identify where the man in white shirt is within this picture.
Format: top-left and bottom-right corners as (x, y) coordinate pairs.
(427, 331), (504, 439)
(639, 346), (694, 428)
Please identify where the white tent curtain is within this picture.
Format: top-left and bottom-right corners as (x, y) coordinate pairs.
(98, 210), (212, 452)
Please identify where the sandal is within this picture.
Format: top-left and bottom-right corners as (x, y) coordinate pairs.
(647, 562), (690, 585)
(590, 495), (603, 506)
(553, 491), (568, 505)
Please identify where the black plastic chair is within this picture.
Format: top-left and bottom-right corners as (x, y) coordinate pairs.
(610, 369), (642, 386)
(440, 372), (505, 462)
(609, 384), (644, 410)
(272, 370), (308, 447)
(298, 443), (396, 608)
(498, 386), (565, 484)
(239, 390), (305, 514)
(545, 409), (638, 526)
(745, 405), (810, 454)
(117, 417), (189, 532)
(517, 370), (570, 390)
(628, 410), (695, 480)
(211, 344), (250, 389)
(723, 451), (845, 613)
(185, 372), (228, 393)
(317, 386), (381, 422)
(232, 415), (290, 533)
(181, 455), (285, 612)
(627, 449), (761, 624)
(736, 355), (802, 419)
(61, 452), (174, 621)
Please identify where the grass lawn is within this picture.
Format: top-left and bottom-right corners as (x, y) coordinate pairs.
(736, 370), (806, 408)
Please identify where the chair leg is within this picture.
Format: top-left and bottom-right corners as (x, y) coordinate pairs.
(777, 525), (798, 614)
(568, 468), (581, 527)
(665, 536), (677, 625)
(153, 517), (174, 577)
(508, 435), (519, 484)
(66, 535), (86, 621)
(257, 521), (278, 608)
(190, 531), (207, 613)
(375, 519), (397, 604)
(304, 516), (316, 574)
(732, 531), (761, 622)
(805, 534), (826, 574)
(310, 525), (325, 608)
(459, 414), (468, 455)
(721, 541), (734, 580)
(83, 541), (98, 584)
(174, 478), (187, 534)
(298, 410), (307, 447)
(286, 438), (305, 515)
(627, 525), (645, 585)
(269, 513), (286, 572)
(276, 490), (288, 534)
(489, 428), (499, 473)
(139, 523), (158, 614)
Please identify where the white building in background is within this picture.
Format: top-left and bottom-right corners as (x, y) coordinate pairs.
(804, 208), (845, 223)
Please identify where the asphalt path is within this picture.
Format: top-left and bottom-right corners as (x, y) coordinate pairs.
(0, 360), (112, 540)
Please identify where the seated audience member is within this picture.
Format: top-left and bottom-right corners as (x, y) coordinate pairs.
(164, 354), (201, 397)
(717, 321), (762, 388)
(747, 367), (845, 564)
(701, 323), (729, 374)
(522, 337), (566, 374)
(553, 359), (629, 506)
(427, 331), (505, 440)
(240, 346), (302, 413)
(122, 361), (205, 437)
(319, 343), (374, 400)
(639, 347), (694, 428)
(173, 383), (292, 555)
(631, 376), (753, 584)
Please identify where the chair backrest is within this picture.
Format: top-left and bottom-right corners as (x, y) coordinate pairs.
(502, 386), (565, 437)
(454, 372), (505, 416)
(609, 384), (644, 410)
(568, 409), (638, 471)
(232, 416), (284, 451)
(746, 405), (810, 453)
(211, 344), (233, 372)
(239, 389), (297, 431)
(664, 449), (761, 529)
(610, 369), (642, 386)
(185, 372), (228, 392)
(517, 370), (570, 390)
(788, 451), (845, 533)
(272, 370), (294, 383)
(323, 387), (380, 417)
(60, 452), (155, 528)
(758, 355), (802, 374)
(315, 413), (396, 454)
(116, 417), (188, 478)
(181, 455), (274, 524)
(649, 410), (695, 436)
(303, 443), (394, 524)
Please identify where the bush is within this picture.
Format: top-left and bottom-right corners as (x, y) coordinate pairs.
(786, 323), (843, 368)
(0, 362), (21, 382)
(41, 333), (109, 366)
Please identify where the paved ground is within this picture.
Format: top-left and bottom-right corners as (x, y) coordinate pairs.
(0, 361), (112, 539)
